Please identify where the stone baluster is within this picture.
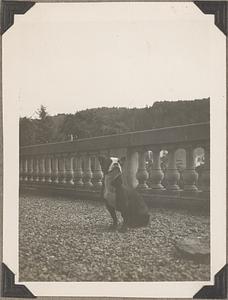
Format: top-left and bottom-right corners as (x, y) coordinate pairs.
(73, 155), (84, 188)
(28, 156), (34, 182)
(34, 156), (40, 182)
(148, 148), (165, 190)
(136, 149), (149, 190)
(19, 158), (23, 182)
(182, 146), (198, 192)
(45, 155), (52, 184)
(83, 154), (93, 189)
(58, 154), (66, 184)
(52, 155), (59, 184)
(23, 157), (28, 182)
(201, 144), (210, 192)
(39, 156), (46, 183)
(65, 153), (74, 186)
(92, 156), (103, 189)
(164, 148), (180, 191)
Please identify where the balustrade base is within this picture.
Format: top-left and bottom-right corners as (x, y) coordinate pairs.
(162, 189), (182, 196)
(136, 185), (149, 192)
(149, 184), (165, 190)
(74, 184), (84, 189)
(20, 183), (100, 200)
(198, 190), (210, 199)
(20, 182), (209, 214)
(65, 182), (75, 187)
(119, 188), (207, 203)
(147, 188), (166, 195)
(180, 190), (200, 197)
(53, 181), (60, 185)
(142, 193), (209, 214)
(183, 185), (198, 192)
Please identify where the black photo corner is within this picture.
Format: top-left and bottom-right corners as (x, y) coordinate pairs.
(1, 263), (36, 298)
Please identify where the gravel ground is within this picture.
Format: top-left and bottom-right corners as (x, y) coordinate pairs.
(19, 192), (210, 281)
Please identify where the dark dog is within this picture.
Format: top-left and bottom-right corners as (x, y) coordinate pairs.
(98, 156), (150, 230)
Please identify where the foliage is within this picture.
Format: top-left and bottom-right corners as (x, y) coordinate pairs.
(35, 105), (54, 144)
(19, 117), (37, 146)
(19, 98), (210, 146)
(36, 105), (48, 120)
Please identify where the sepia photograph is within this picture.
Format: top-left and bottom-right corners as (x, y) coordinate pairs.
(1, 1), (227, 298)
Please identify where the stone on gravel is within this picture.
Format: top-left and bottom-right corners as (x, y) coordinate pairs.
(175, 237), (210, 264)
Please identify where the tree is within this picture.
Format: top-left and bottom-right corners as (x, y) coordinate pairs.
(19, 117), (37, 146)
(35, 105), (53, 144)
(36, 105), (49, 120)
(19, 99), (210, 145)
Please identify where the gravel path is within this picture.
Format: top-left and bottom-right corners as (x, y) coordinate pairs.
(19, 192), (210, 281)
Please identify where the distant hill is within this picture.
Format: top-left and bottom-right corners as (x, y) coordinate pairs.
(19, 98), (210, 146)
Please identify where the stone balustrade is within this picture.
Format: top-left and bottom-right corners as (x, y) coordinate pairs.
(19, 122), (210, 198)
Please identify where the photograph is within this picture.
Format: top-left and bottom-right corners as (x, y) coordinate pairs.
(1, 1), (227, 298)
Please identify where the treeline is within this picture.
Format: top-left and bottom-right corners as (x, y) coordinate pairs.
(19, 98), (210, 146)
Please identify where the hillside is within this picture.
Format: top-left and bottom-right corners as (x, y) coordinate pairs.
(19, 98), (210, 146)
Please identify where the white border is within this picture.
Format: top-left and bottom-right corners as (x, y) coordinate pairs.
(2, 2), (226, 298)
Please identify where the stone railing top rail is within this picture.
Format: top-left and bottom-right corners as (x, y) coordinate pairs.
(20, 122), (210, 156)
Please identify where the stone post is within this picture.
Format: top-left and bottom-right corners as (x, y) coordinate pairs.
(182, 146), (198, 191)
(34, 156), (40, 182)
(148, 148), (165, 190)
(164, 148), (180, 191)
(201, 144), (210, 192)
(83, 154), (93, 189)
(45, 155), (52, 184)
(19, 158), (23, 182)
(65, 153), (74, 186)
(52, 155), (59, 184)
(22, 156), (28, 182)
(73, 155), (84, 188)
(58, 154), (66, 184)
(136, 149), (149, 190)
(39, 156), (46, 183)
(92, 156), (103, 190)
(23, 157), (28, 182)
(28, 156), (34, 182)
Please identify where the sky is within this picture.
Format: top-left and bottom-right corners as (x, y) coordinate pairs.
(2, 2), (226, 117)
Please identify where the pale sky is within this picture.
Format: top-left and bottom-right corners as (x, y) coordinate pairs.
(2, 2), (226, 117)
